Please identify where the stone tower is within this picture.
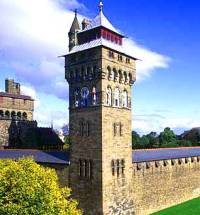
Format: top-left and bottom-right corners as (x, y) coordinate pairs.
(65, 2), (136, 214)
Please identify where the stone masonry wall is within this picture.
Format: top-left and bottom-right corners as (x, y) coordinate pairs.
(0, 119), (37, 148)
(132, 156), (200, 215)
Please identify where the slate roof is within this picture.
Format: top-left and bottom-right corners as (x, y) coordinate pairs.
(133, 147), (200, 163)
(1, 147), (200, 165)
(82, 10), (120, 35)
(0, 92), (33, 100)
(69, 38), (137, 59)
(0, 150), (69, 165)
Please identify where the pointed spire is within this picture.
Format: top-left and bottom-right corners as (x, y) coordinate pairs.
(69, 9), (80, 33)
(99, 1), (103, 12)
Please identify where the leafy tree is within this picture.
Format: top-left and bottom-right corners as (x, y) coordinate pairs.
(64, 135), (71, 150)
(146, 132), (159, 148)
(181, 129), (200, 146)
(132, 131), (141, 149)
(0, 158), (82, 215)
(140, 135), (150, 149)
(159, 127), (178, 148)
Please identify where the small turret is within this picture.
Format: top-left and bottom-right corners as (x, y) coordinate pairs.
(68, 10), (80, 51)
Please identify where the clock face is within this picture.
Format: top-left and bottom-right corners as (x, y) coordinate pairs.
(81, 87), (89, 98)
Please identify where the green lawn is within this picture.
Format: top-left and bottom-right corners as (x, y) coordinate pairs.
(152, 197), (200, 215)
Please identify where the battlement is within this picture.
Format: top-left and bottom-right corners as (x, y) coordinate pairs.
(5, 79), (20, 95)
(133, 156), (200, 176)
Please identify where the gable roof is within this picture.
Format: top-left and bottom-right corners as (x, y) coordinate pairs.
(83, 10), (120, 35)
(1, 147), (200, 165)
(0, 150), (69, 165)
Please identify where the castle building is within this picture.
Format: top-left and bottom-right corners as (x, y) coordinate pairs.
(64, 2), (200, 215)
(0, 79), (34, 121)
(65, 2), (136, 214)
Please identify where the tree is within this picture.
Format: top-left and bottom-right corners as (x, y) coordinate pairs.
(146, 132), (159, 148)
(132, 131), (141, 149)
(0, 158), (82, 215)
(159, 127), (178, 148)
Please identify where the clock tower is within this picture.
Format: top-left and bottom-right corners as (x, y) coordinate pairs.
(65, 2), (137, 214)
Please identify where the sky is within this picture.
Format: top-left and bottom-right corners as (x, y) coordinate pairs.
(0, 0), (200, 135)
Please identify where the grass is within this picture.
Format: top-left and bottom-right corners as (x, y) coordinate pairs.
(152, 197), (200, 215)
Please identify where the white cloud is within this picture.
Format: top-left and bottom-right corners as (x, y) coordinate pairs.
(124, 39), (170, 81)
(21, 85), (40, 108)
(134, 113), (200, 135)
(0, 0), (170, 127)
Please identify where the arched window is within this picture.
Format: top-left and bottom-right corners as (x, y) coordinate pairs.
(124, 72), (128, 84)
(113, 68), (118, 82)
(122, 90), (128, 107)
(0, 110), (4, 118)
(11, 111), (16, 120)
(107, 66), (113, 80)
(119, 70), (123, 83)
(129, 73), (132, 84)
(17, 112), (22, 120)
(106, 87), (112, 106)
(22, 112), (27, 120)
(5, 111), (10, 119)
(114, 87), (120, 107)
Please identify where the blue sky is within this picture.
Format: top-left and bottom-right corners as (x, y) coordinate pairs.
(0, 0), (200, 134)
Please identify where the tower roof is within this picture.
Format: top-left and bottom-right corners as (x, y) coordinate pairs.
(82, 1), (121, 35)
(69, 10), (80, 33)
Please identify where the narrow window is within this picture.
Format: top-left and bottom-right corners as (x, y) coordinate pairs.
(84, 160), (88, 177)
(119, 123), (123, 136)
(117, 159), (120, 177)
(79, 159), (82, 177)
(121, 159), (125, 175)
(106, 87), (112, 106)
(113, 123), (117, 136)
(111, 160), (115, 176)
(114, 87), (120, 107)
(86, 122), (90, 136)
(88, 160), (93, 179)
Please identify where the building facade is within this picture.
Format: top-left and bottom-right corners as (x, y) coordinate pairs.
(65, 2), (136, 214)
(0, 79), (34, 121)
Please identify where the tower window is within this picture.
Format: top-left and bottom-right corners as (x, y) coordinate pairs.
(86, 122), (90, 136)
(118, 55), (123, 62)
(114, 87), (120, 107)
(78, 159), (93, 180)
(126, 58), (130, 64)
(111, 159), (125, 177)
(106, 86), (112, 106)
(79, 121), (84, 136)
(111, 160), (115, 176)
(116, 159), (120, 177)
(108, 51), (114, 59)
(121, 159), (125, 175)
(122, 90), (128, 108)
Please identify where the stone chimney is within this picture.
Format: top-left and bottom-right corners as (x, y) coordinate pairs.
(5, 79), (21, 95)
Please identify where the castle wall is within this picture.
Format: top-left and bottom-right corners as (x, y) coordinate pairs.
(132, 157), (200, 215)
(0, 119), (37, 148)
(0, 120), (10, 147)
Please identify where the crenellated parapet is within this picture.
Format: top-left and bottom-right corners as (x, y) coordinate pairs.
(133, 156), (200, 176)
